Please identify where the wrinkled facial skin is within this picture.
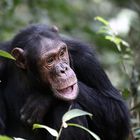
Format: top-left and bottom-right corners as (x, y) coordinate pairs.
(39, 38), (79, 101)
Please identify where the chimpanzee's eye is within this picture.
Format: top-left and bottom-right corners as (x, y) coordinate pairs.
(47, 57), (54, 64)
(60, 49), (65, 57)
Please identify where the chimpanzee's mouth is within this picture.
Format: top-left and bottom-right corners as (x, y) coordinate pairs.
(54, 83), (79, 101)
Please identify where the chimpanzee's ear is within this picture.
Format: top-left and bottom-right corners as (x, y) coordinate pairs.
(51, 25), (59, 33)
(11, 48), (27, 69)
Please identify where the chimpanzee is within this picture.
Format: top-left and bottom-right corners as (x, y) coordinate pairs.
(0, 24), (130, 140)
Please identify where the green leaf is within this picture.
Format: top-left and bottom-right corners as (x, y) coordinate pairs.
(122, 88), (131, 99)
(121, 40), (130, 47)
(105, 36), (122, 44)
(67, 123), (100, 140)
(114, 37), (122, 45)
(0, 135), (13, 140)
(116, 44), (121, 52)
(14, 138), (26, 140)
(0, 50), (15, 60)
(134, 128), (140, 135)
(123, 54), (131, 60)
(105, 35), (115, 42)
(105, 36), (122, 51)
(97, 26), (109, 34)
(33, 124), (58, 137)
(62, 109), (92, 123)
(133, 127), (140, 138)
(95, 16), (109, 26)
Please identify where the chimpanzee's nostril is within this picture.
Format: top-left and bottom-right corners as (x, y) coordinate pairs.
(56, 63), (69, 74)
(60, 69), (65, 73)
(60, 66), (68, 74)
(65, 66), (68, 71)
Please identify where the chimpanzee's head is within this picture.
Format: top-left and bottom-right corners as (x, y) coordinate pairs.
(11, 24), (79, 101)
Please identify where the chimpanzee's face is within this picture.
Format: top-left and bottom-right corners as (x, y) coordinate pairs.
(11, 37), (79, 101)
(38, 38), (79, 101)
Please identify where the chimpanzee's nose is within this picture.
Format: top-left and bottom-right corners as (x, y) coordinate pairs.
(60, 63), (68, 73)
(55, 63), (69, 75)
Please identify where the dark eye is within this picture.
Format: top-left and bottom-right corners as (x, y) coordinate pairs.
(47, 57), (54, 64)
(60, 49), (65, 57)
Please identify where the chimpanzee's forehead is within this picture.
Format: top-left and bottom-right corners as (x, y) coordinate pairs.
(39, 37), (67, 55)
(40, 38), (66, 50)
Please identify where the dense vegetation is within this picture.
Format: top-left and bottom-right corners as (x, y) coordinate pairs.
(0, 0), (140, 139)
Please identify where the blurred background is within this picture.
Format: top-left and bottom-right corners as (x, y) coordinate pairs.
(0, 0), (140, 139)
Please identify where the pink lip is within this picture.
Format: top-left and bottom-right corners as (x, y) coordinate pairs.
(55, 83), (79, 101)
(56, 83), (75, 93)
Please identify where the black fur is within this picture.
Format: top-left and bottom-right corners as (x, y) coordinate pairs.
(0, 24), (130, 140)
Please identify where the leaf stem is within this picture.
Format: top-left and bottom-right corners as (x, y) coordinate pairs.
(56, 126), (63, 140)
(56, 105), (72, 140)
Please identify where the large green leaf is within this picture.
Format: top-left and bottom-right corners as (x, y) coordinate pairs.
(67, 123), (100, 140)
(62, 109), (92, 122)
(33, 124), (58, 137)
(14, 138), (26, 140)
(95, 16), (109, 26)
(0, 135), (13, 140)
(0, 50), (15, 60)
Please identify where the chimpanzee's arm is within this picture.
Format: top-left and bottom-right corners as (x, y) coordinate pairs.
(20, 93), (54, 125)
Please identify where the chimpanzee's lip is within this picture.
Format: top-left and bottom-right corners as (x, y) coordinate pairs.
(54, 83), (79, 101)
(56, 83), (76, 91)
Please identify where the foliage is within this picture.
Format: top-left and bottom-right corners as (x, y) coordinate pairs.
(95, 16), (129, 52)
(0, 50), (15, 60)
(0, 135), (26, 140)
(0, 0), (140, 139)
(33, 109), (100, 140)
(0, 135), (13, 140)
(133, 127), (140, 139)
(95, 16), (140, 139)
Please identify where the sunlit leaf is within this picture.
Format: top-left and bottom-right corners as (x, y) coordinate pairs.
(67, 123), (100, 140)
(123, 54), (132, 60)
(0, 50), (15, 60)
(62, 121), (68, 128)
(97, 26), (110, 34)
(122, 88), (131, 99)
(131, 119), (140, 125)
(105, 36), (121, 44)
(121, 40), (130, 47)
(62, 109), (92, 122)
(114, 37), (122, 45)
(105, 36), (122, 51)
(105, 35), (115, 42)
(133, 127), (140, 138)
(133, 128), (140, 135)
(0, 135), (13, 140)
(97, 29), (107, 34)
(95, 16), (130, 53)
(14, 138), (26, 140)
(116, 44), (121, 51)
(33, 124), (58, 137)
(95, 16), (109, 26)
